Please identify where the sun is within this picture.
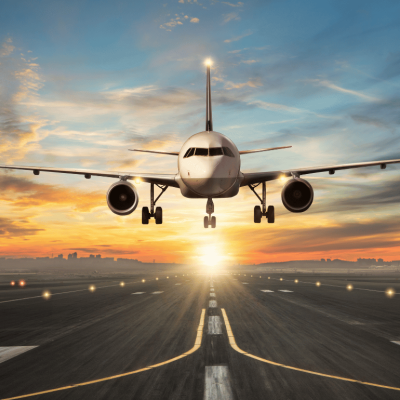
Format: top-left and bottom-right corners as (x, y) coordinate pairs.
(198, 244), (225, 273)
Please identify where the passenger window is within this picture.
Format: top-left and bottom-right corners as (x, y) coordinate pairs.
(209, 147), (223, 156)
(183, 148), (192, 158)
(195, 148), (208, 156)
(223, 147), (235, 157)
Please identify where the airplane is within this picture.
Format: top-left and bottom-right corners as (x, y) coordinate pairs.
(1, 59), (400, 229)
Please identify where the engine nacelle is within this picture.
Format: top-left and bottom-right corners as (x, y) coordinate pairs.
(281, 178), (314, 213)
(107, 181), (139, 216)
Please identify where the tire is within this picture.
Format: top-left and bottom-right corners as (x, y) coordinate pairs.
(204, 216), (209, 228)
(267, 205), (275, 223)
(254, 206), (262, 223)
(155, 207), (163, 224)
(211, 216), (216, 229)
(142, 207), (150, 224)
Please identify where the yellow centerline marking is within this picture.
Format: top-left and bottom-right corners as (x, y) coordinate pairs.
(221, 308), (400, 392)
(2, 309), (206, 400)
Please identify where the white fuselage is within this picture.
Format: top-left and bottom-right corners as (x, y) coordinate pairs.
(176, 131), (242, 198)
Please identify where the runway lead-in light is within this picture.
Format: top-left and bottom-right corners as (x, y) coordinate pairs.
(156, 277), (159, 280)
(142, 279), (145, 283)
(294, 279), (298, 283)
(386, 288), (395, 298)
(42, 291), (51, 300)
(89, 285), (96, 292)
(280, 278), (283, 281)
(120, 282), (125, 287)
(316, 281), (321, 287)
(347, 284), (353, 291)
(10, 281), (15, 286)
(19, 280), (25, 287)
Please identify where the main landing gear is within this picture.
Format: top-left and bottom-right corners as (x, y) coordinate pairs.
(204, 198), (216, 229)
(249, 181), (275, 224)
(142, 183), (168, 225)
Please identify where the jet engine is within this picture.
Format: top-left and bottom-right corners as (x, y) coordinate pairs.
(281, 178), (314, 213)
(107, 181), (139, 216)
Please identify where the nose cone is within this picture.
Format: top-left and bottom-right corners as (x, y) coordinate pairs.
(182, 157), (236, 196)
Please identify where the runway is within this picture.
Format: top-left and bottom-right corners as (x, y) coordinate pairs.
(0, 273), (400, 399)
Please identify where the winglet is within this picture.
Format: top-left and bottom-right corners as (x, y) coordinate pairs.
(205, 59), (213, 132)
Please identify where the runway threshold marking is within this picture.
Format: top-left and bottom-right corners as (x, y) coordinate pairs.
(261, 290), (274, 293)
(210, 293), (215, 297)
(221, 309), (400, 392)
(278, 290), (293, 293)
(131, 292), (145, 295)
(208, 316), (222, 335)
(1, 309), (206, 400)
(151, 291), (164, 294)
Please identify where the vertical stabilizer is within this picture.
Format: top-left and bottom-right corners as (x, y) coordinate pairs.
(205, 62), (213, 132)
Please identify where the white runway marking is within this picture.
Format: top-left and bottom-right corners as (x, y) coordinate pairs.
(131, 292), (145, 295)
(151, 291), (164, 294)
(208, 316), (222, 335)
(261, 290), (274, 292)
(204, 366), (233, 400)
(242, 282), (248, 284)
(0, 346), (38, 364)
(210, 288), (214, 292)
(175, 283), (182, 286)
(391, 341), (400, 346)
(210, 293), (216, 297)
(209, 300), (217, 308)
(279, 290), (293, 293)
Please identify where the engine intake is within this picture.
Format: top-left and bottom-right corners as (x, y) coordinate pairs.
(107, 181), (139, 216)
(281, 178), (314, 213)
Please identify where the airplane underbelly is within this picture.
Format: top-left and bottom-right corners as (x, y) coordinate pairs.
(182, 176), (237, 197)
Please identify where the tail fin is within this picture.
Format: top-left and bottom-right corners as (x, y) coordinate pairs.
(205, 61), (213, 132)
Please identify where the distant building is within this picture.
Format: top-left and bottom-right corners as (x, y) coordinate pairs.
(68, 252), (78, 260)
(96, 254), (101, 259)
(57, 254), (63, 259)
(89, 254), (95, 258)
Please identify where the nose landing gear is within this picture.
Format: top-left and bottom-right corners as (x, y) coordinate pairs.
(249, 182), (275, 224)
(204, 198), (216, 228)
(142, 183), (168, 225)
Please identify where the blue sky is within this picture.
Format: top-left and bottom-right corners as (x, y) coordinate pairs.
(1, 0), (400, 262)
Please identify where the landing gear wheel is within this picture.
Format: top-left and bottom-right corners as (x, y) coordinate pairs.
(204, 216), (209, 228)
(142, 207), (150, 224)
(211, 216), (216, 229)
(155, 207), (163, 224)
(267, 205), (275, 224)
(254, 206), (262, 223)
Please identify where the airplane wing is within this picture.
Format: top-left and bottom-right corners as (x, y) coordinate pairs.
(0, 165), (179, 187)
(239, 146), (292, 155)
(240, 158), (400, 186)
(129, 149), (179, 156)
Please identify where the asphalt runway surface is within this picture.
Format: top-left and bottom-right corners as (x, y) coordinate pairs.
(0, 273), (400, 399)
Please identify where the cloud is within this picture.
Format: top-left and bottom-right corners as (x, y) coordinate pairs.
(222, 12), (240, 24)
(222, 1), (244, 7)
(241, 59), (259, 64)
(224, 79), (262, 90)
(224, 32), (252, 43)
(306, 79), (379, 102)
(160, 16), (184, 31)
(0, 174), (105, 212)
(179, 0), (184, 3)
(249, 100), (305, 113)
(0, 38), (15, 56)
(190, 17), (199, 23)
(0, 217), (44, 238)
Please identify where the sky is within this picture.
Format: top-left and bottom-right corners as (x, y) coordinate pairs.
(1, 0), (400, 265)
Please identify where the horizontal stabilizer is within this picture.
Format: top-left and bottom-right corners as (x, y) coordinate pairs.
(239, 146), (292, 155)
(129, 149), (179, 156)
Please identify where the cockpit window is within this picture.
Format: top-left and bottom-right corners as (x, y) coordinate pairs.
(223, 147), (235, 157)
(195, 148), (208, 156)
(183, 147), (235, 158)
(184, 148), (195, 158)
(209, 147), (223, 156)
